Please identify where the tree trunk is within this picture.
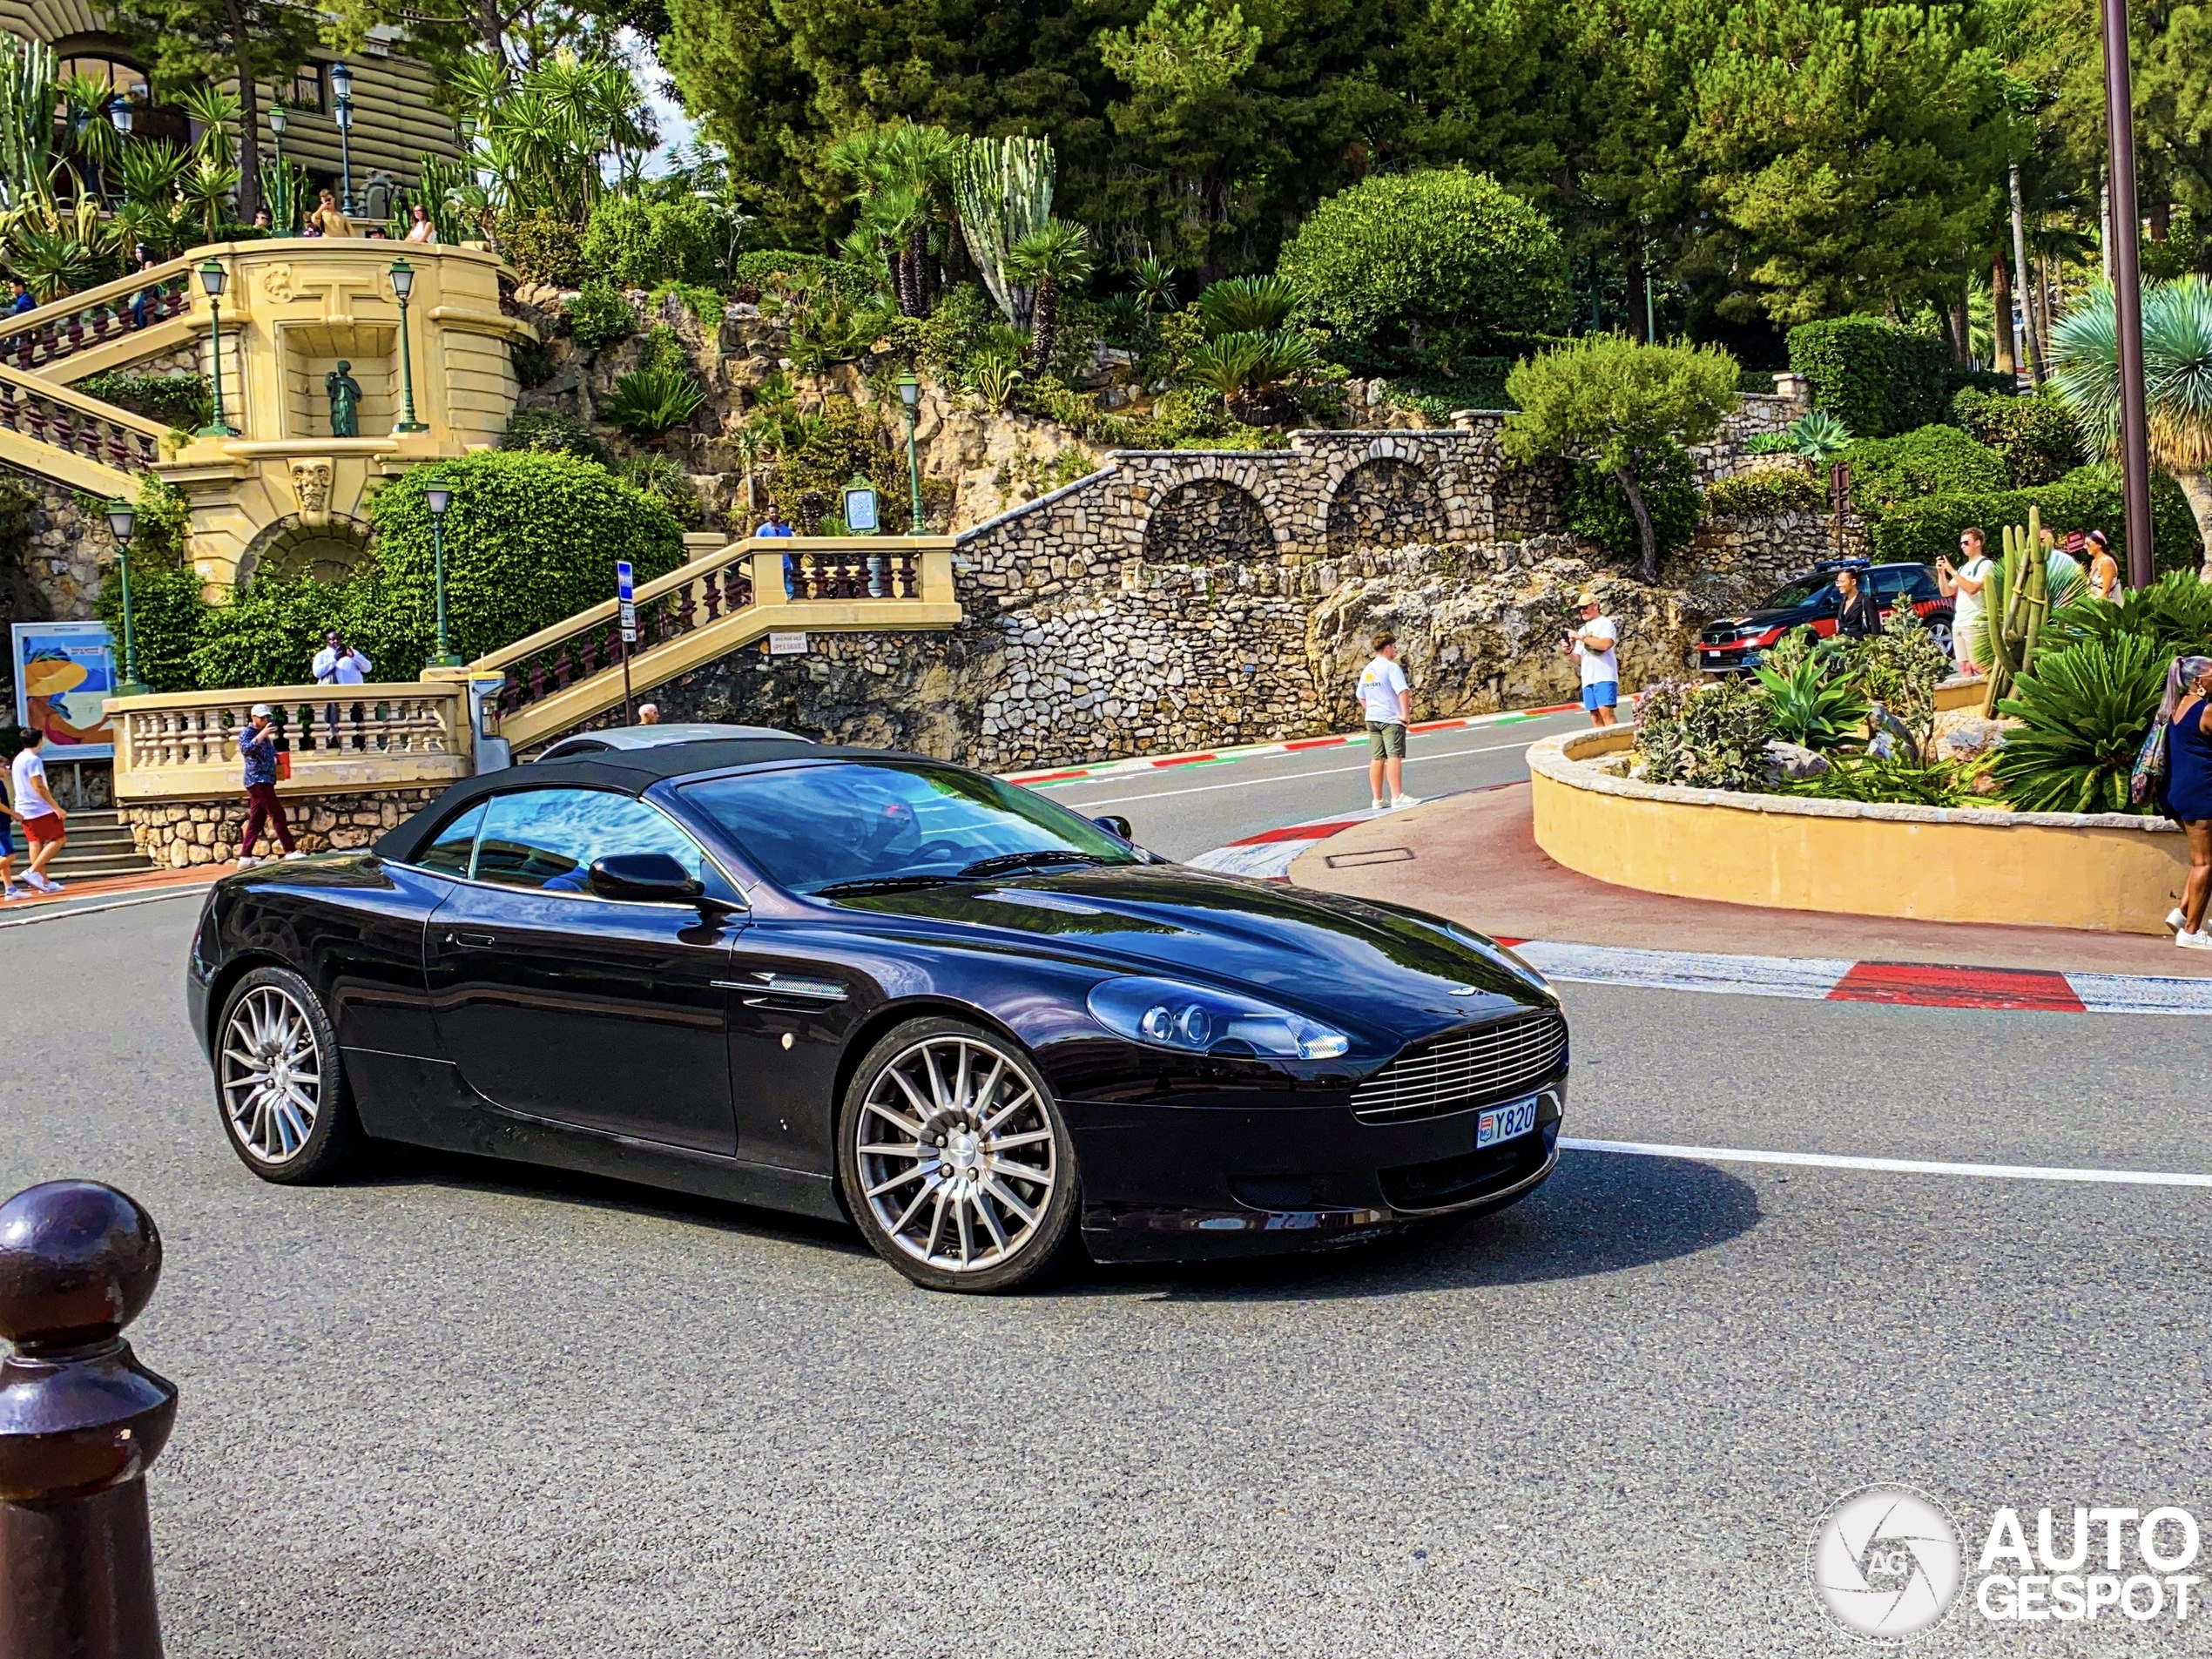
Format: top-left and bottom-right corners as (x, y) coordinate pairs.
(2150, 200), (2171, 240)
(1627, 249), (1648, 343)
(1991, 253), (2015, 374)
(1615, 462), (1661, 584)
(2173, 468), (2212, 583)
(226, 0), (261, 223)
(1030, 275), (1058, 373)
(1952, 283), (1973, 366)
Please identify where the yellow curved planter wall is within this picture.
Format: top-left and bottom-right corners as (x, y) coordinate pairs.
(1529, 729), (2189, 935)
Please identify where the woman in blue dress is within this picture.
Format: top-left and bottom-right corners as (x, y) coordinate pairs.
(2160, 655), (2212, 948)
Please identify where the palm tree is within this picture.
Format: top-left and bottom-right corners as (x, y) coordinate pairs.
(1131, 257), (1178, 317)
(2051, 276), (2212, 581)
(1006, 219), (1093, 372)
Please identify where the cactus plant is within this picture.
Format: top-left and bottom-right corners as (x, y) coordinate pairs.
(1980, 506), (2052, 714)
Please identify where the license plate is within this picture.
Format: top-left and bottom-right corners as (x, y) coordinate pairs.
(1477, 1097), (1539, 1150)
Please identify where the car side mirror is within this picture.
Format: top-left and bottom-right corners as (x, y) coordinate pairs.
(1092, 814), (1135, 841)
(588, 852), (704, 903)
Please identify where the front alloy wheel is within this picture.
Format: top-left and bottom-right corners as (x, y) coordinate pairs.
(215, 966), (361, 1183)
(839, 1018), (1078, 1292)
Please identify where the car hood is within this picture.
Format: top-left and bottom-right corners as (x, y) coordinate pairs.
(1703, 604), (1807, 637)
(828, 863), (1554, 1043)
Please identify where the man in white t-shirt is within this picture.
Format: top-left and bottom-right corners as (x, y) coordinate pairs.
(10, 727), (67, 893)
(1357, 630), (1418, 812)
(1565, 591), (1620, 726)
(1936, 527), (1991, 673)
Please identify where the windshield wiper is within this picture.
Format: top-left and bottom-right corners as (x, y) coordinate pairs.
(815, 875), (960, 898)
(955, 850), (1111, 880)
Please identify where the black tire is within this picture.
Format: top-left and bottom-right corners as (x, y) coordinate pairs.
(212, 965), (363, 1184)
(837, 1016), (1080, 1293)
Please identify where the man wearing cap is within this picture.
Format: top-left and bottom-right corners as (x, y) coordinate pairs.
(1564, 591), (1620, 726)
(237, 705), (303, 867)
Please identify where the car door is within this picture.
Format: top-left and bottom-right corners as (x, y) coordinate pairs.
(422, 786), (746, 1155)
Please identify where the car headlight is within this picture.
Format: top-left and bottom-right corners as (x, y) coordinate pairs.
(1086, 976), (1351, 1060)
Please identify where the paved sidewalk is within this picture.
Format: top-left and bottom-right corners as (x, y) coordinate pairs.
(1289, 782), (2212, 981)
(0, 860), (224, 921)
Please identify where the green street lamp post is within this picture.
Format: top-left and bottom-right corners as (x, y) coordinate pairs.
(198, 260), (237, 437)
(106, 500), (148, 698)
(388, 258), (428, 434)
(425, 482), (462, 667)
(330, 61), (355, 216)
(896, 372), (924, 532)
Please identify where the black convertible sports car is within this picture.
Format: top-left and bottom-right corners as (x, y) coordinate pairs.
(188, 735), (1568, 1291)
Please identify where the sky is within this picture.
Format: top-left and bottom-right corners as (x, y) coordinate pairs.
(622, 29), (698, 176)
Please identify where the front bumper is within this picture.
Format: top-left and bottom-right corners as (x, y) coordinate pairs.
(1067, 1080), (1566, 1262)
(1697, 641), (1764, 673)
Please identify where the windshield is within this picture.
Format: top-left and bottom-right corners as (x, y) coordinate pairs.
(1760, 575), (1840, 610)
(678, 761), (1142, 895)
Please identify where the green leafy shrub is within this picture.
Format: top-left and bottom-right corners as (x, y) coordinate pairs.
(496, 206), (583, 287)
(76, 371), (212, 431)
(1386, 362), (1515, 421)
(366, 453), (684, 665)
(565, 280), (637, 351)
(94, 563), (206, 693)
(1865, 465), (2199, 573)
(1705, 465), (1824, 516)
(188, 571), (415, 691)
(510, 337), (556, 390)
(497, 410), (612, 467)
(2040, 570), (2212, 657)
(731, 251), (877, 307)
(617, 454), (704, 527)
(1745, 430), (1795, 455)
(1777, 754), (1982, 806)
(1565, 441), (1702, 565)
(1848, 600), (1952, 741)
(1948, 387), (2085, 486)
(580, 195), (725, 289)
(765, 397), (923, 532)
(919, 283), (1007, 379)
(1946, 368), (2019, 400)
(1756, 654), (1868, 749)
(1278, 169), (1570, 376)
(1786, 317), (1949, 438)
(1992, 632), (2168, 814)
(1633, 674), (1774, 791)
(1841, 425), (2007, 516)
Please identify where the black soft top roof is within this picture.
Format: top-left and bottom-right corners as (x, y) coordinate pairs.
(373, 737), (887, 864)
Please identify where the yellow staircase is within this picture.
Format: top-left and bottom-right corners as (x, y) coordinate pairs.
(474, 536), (963, 752)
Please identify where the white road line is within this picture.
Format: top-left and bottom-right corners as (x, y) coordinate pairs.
(1055, 736), (1547, 808)
(0, 887), (209, 928)
(1561, 1136), (2212, 1188)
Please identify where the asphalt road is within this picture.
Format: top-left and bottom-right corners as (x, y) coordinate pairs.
(1030, 707), (1595, 860)
(6, 887), (2208, 1657)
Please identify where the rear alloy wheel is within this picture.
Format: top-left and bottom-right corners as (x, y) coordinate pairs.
(1925, 615), (1954, 660)
(839, 1018), (1078, 1292)
(214, 966), (361, 1184)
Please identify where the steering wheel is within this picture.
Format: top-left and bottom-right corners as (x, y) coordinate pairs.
(914, 840), (965, 864)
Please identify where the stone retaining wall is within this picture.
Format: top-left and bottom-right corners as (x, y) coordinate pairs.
(1, 462), (106, 625)
(121, 786), (442, 867)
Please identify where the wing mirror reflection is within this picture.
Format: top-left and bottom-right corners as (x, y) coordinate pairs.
(588, 852), (705, 903)
(1093, 814), (1135, 841)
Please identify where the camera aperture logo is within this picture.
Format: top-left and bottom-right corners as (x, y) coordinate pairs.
(1811, 1485), (1964, 1642)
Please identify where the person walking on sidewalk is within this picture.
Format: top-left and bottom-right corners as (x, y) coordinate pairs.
(2148, 656), (2212, 948)
(1359, 631), (1417, 812)
(237, 705), (303, 867)
(0, 759), (24, 900)
(1565, 592), (1620, 726)
(10, 727), (66, 892)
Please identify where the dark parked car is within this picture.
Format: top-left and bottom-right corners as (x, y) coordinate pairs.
(1697, 561), (1952, 673)
(188, 738), (1568, 1292)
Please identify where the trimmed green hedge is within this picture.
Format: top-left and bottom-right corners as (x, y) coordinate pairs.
(1278, 170), (1570, 377)
(1865, 466), (2200, 575)
(1840, 425), (2007, 516)
(579, 196), (725, 290)
(1705, 466), (1824, 516)
(76, 371), (212, 432)
(732, 251), (878, 306)
(1787, 317), (1950, 439)
(1948, 387), (2084, 486)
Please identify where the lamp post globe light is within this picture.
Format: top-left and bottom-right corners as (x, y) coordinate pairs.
(389, 258), (428, 434)
(330, 61), (355, 216)
(425, 481), (462, 667)
(896, 372), (924, 533)
(198, 260), (237, 437)
(106, 500), (148, 698)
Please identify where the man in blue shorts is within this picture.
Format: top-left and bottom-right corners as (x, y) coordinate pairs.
(1566, 591), (1620, 726)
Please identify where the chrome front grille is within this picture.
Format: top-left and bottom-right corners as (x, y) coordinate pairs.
(1350, 1011), (1568, 1123)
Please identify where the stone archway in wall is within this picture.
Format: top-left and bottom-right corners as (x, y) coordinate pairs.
(234, 513), (376, 590)
(1142, 478), (1277, 563)
(1326, 456), (1446, 556)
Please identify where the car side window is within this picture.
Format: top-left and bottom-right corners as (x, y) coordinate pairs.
(415, 801), (486, 878)
(474, 789), (711, 895)
(1872, 568), (1915, 600)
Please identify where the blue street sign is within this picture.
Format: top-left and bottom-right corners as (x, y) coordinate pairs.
(616, 560), (634, 602)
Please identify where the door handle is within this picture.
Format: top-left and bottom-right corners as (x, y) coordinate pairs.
(446, 931), (497, 948)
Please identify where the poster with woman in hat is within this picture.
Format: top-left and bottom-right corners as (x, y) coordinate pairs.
(10, 621), (118, 759)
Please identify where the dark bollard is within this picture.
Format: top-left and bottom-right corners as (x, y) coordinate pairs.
(0, 1182), (177, 1659)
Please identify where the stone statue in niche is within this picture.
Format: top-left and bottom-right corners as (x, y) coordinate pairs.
(325, 362), (362, 438)
(289, 458), (334, 526)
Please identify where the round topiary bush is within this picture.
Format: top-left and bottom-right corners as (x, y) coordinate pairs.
(579, 196), (725, 291)
(1277, 170), (1570, 375)
(1566, 442), (1703, 567)
(368, 452), (685, 664)
(1839, 424), (2007, 516)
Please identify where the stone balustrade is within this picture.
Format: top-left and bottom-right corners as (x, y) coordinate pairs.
(110, 682), (473, 805)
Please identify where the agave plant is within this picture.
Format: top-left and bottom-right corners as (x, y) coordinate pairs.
(1196, 274), (1298, 337)
(1754, 655), (1869, 750)
(1784, 409), (1851, 462)
(1991, 632), (2168, 813)
(2053, 274), (2212, 579)
(179, 86), (240, 169)
(603, 367), (706, 441)
(2040, 570), (2212, 657)
(3, 198), (126, 300)
(973, 355), (1022, 413)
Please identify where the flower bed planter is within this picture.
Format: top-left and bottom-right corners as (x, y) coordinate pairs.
(1527, 725), (2188, 936)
